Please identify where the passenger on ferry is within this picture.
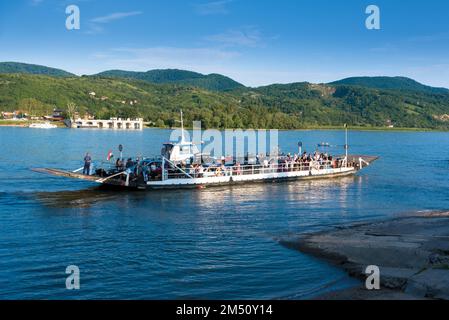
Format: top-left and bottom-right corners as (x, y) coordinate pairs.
(141, 164), (150, 182)
(235, 162), (242, 175)
(221, 163), (227, 176)
(215, 166), (222, 177)
(134, 161), (142, 177)
(126, 158), (134, 169)
(263, 159), (269, 168)
(116, 158), (124, 171)
(83, 153), (92, 175)
(151, 164), (158, 180)
(197, 164), (204, 178)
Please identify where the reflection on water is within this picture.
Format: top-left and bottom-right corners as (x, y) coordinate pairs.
(35, 187), (122, 208)
(2, 127), (449, 299)
(34, 176), (357, 212)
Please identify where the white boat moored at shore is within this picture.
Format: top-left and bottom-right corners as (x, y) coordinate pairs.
(29, 122), (58, 129)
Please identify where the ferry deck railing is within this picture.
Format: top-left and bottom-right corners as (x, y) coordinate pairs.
(78, 156), (364, 184)
(165, 159), (352, 180)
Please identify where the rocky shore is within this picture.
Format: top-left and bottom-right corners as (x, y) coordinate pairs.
(281, 212), (449, 300)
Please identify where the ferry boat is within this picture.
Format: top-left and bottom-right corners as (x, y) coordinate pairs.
(317, 142), (331, 147)
(34, 116), (377, 190)
(29, 122), (58, 129)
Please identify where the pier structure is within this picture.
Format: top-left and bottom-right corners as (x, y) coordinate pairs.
(66, 117), (144, 130)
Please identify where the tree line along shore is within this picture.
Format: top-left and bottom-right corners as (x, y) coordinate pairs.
(2, 67), (449, 130)
(0, 118), (444, 132)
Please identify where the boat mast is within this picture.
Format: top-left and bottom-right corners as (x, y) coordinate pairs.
(344, 123), (349, 167)
(180, 109), (186, 143)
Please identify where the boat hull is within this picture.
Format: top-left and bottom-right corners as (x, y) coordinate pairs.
(33, 166), (357, 190)
(146, 167), (356, 190)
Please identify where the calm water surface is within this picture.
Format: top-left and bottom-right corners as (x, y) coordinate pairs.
(1, 127), (449, 299)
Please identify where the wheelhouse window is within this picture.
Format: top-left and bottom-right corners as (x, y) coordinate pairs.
(179, 146), (191, 155)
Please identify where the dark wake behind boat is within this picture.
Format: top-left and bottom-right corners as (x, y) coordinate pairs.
(34, 116), (378, 190)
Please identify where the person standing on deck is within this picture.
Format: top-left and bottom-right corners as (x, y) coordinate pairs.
(83, 153), (92, 175)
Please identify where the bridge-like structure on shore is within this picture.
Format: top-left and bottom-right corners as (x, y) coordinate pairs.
(65, 117), (144, 130)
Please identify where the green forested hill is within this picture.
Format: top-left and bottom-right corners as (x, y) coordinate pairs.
(330, 76), (449, 95)
(241, 82), (449, 128)
(0, 62), (76, 77)
(0, 73), (277, 128)
(2, 73), (449, 130)
(92, 69), (245, 92)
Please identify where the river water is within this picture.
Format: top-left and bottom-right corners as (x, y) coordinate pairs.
(1, 127), (449, 299)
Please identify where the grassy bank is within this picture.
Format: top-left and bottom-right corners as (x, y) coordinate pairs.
(0, 120), (66, 127)
(0, 120), (30, 126)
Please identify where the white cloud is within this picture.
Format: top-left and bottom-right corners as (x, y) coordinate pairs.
(91, 46), (240, 73)
(194, 0), (232, 15)
(86, 11), (143, 34)
(86, 23), (105, 35)
(206, 27), (264, 47)
(408, 32), (449, 43)
(90, 11), (143, 24)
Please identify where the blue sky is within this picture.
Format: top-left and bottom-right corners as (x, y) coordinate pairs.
(1, 0), (449, 87)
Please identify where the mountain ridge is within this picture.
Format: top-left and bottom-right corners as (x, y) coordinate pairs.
(2, 62), (449, 94)
(92, 69), (245, 92)
(0, 62), (76, 78)
(330, 76), (449, 95)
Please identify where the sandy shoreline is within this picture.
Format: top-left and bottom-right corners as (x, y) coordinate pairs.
(281, 212), (449, 300)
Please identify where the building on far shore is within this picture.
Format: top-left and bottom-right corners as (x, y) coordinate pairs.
(44, 108), (65, 121)
(65, 117), (144, 130)
(386, 119), (395, 128)
(1, 111), (16, 119)
(1, 111), (28, 120)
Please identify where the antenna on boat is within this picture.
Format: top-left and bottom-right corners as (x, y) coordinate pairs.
(180, 109), (186, 143)
(344, 123), (349, 167)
